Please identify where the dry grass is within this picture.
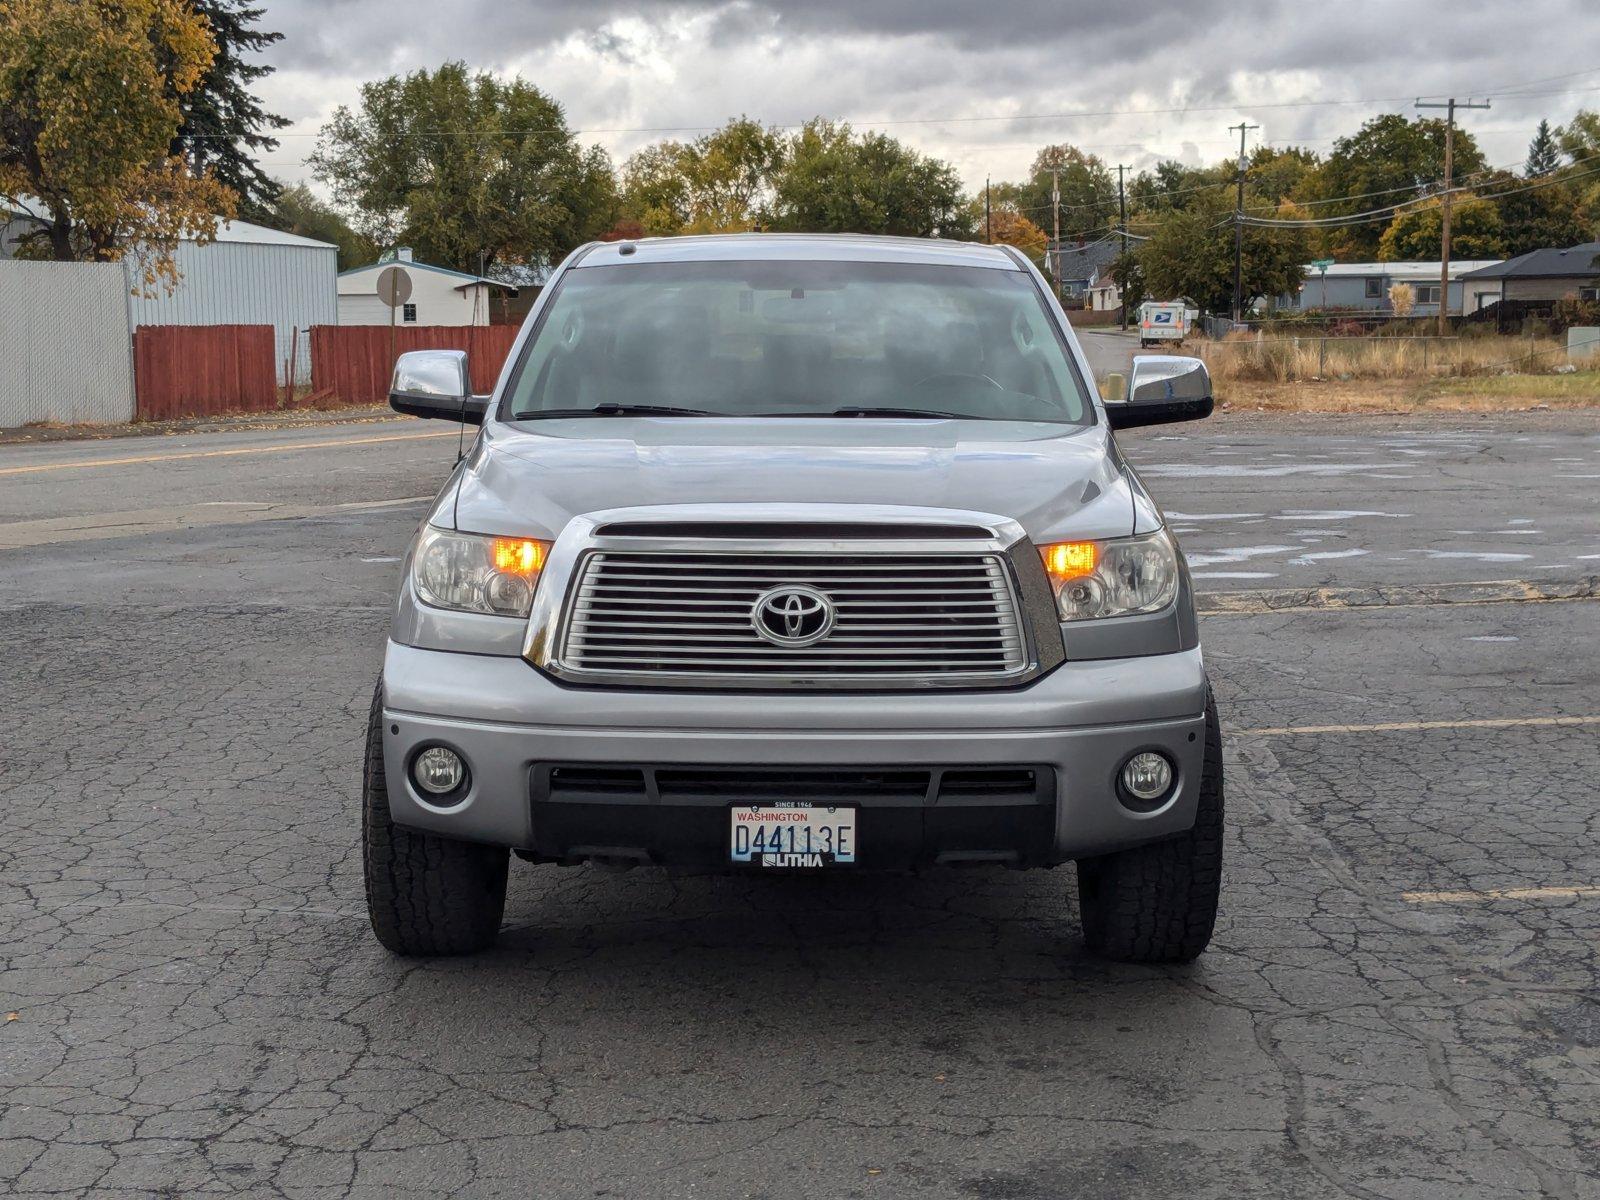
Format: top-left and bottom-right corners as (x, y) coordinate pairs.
(1207, 373), (1600, 413)
(1182, 331), (1571, 383)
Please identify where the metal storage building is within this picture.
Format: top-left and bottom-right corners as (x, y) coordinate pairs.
(123, 220), (338, 384)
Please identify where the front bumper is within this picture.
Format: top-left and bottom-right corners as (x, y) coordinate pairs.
(380, 641), (1209, 865)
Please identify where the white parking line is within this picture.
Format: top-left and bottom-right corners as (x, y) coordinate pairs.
(1235, 714), (1600, 736)
(1403, 886), (1600, 904)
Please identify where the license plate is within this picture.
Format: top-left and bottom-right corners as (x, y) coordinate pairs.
(729, 803), (857, 867)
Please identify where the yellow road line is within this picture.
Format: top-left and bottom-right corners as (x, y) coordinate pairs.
(1235, 714), (1600, 737)
(1403, 885), (1600, 904)
(0, 430), (455, 477)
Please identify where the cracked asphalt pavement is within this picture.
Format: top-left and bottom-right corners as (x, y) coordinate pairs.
(2, 412), (1598, 1198)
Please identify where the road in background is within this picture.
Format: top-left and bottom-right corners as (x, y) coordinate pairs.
(2, 411), (1597, 1199)
(1075, 325), (1140, 383)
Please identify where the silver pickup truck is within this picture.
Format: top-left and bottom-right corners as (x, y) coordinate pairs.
(364, 234), (1221, 963)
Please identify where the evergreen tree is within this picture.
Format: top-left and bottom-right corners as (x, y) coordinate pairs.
(170, 1), (289, 217)
(1526, 119), (1561, 177)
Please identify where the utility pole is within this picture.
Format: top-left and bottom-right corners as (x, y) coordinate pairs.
(1115, 164), (1130, 330)
(1416, 96), (1490, 337)
(985, 176), (992, 244)
(1229, 122), (1259, 324)
(1051, 166), (1062, 301)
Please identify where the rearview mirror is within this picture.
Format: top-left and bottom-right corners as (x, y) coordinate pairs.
(389, 350), (488, 424)
(1105, 355), (1214, 430)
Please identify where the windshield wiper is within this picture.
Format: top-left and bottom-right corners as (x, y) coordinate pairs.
(522, 403), (717, 419)
(826, 405), (971, 419)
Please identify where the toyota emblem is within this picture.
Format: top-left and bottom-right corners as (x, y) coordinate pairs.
(750, 585), (837, 647)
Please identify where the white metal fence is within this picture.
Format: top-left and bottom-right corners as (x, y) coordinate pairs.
(0, 261), (135, 426)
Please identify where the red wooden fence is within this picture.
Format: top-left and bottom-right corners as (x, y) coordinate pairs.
(133, 324), (278, 420)
(310, 325), (521, 406)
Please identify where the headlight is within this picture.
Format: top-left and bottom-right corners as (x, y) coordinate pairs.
(411, 526), (550, 618)
(1038, 528), (1180, 621)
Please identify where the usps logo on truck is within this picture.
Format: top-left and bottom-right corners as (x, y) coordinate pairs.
(1139, 301), (1189, 344)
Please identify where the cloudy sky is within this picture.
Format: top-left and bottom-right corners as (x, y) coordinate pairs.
(254, 0), (1600, 192)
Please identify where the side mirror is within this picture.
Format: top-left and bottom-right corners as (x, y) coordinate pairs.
(389, 350), (488, 424)
(1105, 355), (1214, 430)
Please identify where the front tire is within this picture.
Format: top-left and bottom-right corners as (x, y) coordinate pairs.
(1076, 688), (1223, 963)
(362, 681), (508, 955)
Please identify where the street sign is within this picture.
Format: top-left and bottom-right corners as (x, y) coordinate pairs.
(1311, 258), (1335, 272)
(376, 266), (412, 308)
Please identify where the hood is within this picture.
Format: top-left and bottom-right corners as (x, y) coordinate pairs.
(444, 417), (1137, 544)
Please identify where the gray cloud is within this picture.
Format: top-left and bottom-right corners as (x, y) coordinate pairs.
(254, 0), (1600, 190)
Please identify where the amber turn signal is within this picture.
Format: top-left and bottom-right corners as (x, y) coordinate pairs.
(491, 537), (547, 576)
(1040, 541), (1098, 581)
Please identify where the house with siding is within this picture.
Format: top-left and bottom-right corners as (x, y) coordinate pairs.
(1458, 242), (1600, 306)
(1048, 239), (1120, 306)
(337, 248), (516, 327)
(1283, 260), (1502, 316)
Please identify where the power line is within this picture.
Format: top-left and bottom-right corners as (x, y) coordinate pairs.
(1234, 160), (1600, 229)
(986, 145), (1536, 222)
(955, 149), (1575, 237)
(1473, 65), (1600, 95)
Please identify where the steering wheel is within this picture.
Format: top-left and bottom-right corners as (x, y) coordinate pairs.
(913, 371), (1004, 392)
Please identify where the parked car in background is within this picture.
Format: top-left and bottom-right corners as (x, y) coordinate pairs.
(366, 234), (1222, 964)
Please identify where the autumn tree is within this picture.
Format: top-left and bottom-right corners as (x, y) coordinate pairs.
(310, 63), (617, 273)
(1309, 115), (1487, 257)
(1556, 110), (1600, 169)
(620, 117), (786, 234)
(0, 0), (235, 287)
(1376, 194), (1505, 261)
(972, 206), (1048, 261)
(1557, 112), (1600, 233)
(1246, 145), (1321, 205)
(620, 143), (694, 235)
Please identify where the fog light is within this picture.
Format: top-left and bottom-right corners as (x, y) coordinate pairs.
(413, 746), (467, 797)
(1120, 751), (1173, 804)
(1057, 575), (1106, 620)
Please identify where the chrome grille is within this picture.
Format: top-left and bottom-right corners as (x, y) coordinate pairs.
(557, 550), (1029, 685)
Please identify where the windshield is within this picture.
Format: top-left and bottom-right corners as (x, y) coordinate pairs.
(502, 259), (1092, 424)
